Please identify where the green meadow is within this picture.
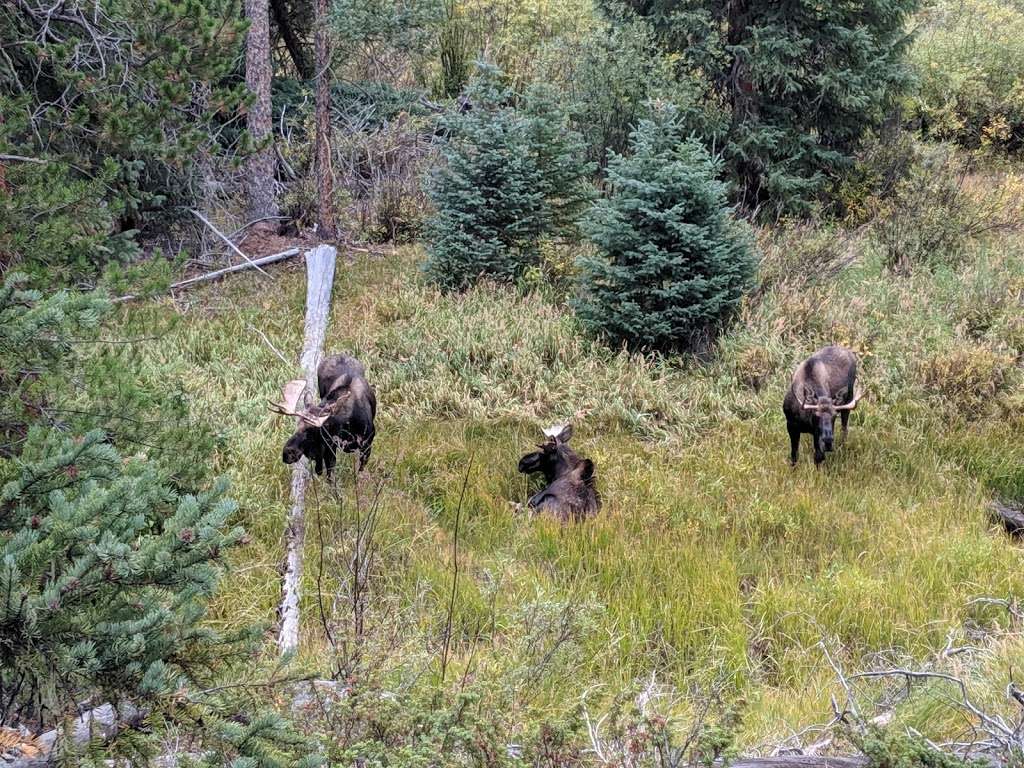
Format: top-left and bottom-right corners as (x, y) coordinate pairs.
(112, 234), (1024, 747)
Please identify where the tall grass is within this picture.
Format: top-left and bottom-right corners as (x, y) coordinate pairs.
(111, 228), (1024, 745)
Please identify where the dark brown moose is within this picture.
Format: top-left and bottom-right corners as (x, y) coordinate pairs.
(270, 354), (377, 476)
(783, 345), (864, 467)
(517, 424), (600, 522)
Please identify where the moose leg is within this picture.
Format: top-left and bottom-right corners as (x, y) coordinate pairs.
(840, 410), (850, 442)
(788, 425), (801, 466)
(358, 442), (372, 471)
(323, 444), (338, 479)
(813, 432), (826, 466)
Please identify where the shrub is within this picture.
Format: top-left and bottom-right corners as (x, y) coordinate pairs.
(423, 65), (593, 291)
(914, 343), (1017, 417)
(909, 0), (1024, 152)
(0, 0), (248, 281)
(869, 144), (1022, 274)
(574, 106), (756, 351)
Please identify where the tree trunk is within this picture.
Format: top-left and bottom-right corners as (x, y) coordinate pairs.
(313, 0), (335, 239)
(244, 0), (280, 222)
(725, 0), (763, 212)
(277, 244), (337, 654)
(270, 0), (313, 79)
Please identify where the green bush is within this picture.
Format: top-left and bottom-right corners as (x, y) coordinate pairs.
(600, 0), (921, 217)
(909, 0), (1024, 151)
(574, 106), (756, 351)
(423, 65), (593, 291)
(0, 276), (318, 765)
(0, 0), (247, 283)
(533, 18), (691, 169)
(868, 143), (1022, 274)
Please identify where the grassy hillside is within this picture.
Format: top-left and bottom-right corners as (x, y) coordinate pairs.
(112, 226), (1024, 747)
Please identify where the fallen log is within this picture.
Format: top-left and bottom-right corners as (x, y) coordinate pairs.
(113, 247), (300, 303)
(277, 244), (337, 654)
(991, 501), (1024, 537)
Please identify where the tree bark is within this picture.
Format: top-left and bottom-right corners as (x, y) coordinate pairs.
(244, 0), (280, 222)
(313, 0), (335, 239)
(277, 244), (337, 654)
(270, 0), (313, 79)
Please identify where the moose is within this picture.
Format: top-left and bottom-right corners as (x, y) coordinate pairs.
(270, 354), (377, 476)
(517, 424), (600, 522)
(783, 345), (864, 467)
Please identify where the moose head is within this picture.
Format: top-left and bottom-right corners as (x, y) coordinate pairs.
(269, 379), (347, 471)
(798, 385), (864, 452)
(517, 424), (578, 482)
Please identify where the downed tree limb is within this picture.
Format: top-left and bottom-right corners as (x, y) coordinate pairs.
(0, 154), (47, 164)
(277, 244), (337, 654)
(171, 247), (299, 290)
(189, 208), (272, 279)
(113, 248), (300, 303)
(990, 501), (1024, 537)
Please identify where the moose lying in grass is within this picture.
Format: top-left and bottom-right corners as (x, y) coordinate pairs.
(518, 424), (599, 522)
(270, 354), (377, 476)
(783, 345), (864, 467)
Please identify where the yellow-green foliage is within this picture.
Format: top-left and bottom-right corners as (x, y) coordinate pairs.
(909, 0), (1024, 150)
(111, 222), (1024, 746)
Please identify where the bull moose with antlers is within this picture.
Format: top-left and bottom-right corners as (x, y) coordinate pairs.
(783, 346), (864, 467)
(270, 354), (377, 476)
(518, 424), (600, 522)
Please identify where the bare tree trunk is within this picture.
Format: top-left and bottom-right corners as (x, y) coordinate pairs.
(278, 244), (337, 654)
(313, 0), (334, 239)
(244, 0), (280, 223)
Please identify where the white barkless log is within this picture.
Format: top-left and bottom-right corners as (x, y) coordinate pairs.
(277, 244), (337, 654)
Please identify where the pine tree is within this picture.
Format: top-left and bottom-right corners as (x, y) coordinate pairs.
(599, 0), (920, 216)
(1, 0), (249, 280)
(423, 65), (593, 291)
(574, 106), (755, 351)
(0, 275), (319, 766)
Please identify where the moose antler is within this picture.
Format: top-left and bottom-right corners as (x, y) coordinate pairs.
(833, 387), (865, 411)
(268, 380), (330, 426)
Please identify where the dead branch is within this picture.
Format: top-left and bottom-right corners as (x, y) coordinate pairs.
(189, 208), (272, 279)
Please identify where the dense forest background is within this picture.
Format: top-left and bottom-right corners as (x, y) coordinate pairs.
(2, 0), (1024, 765)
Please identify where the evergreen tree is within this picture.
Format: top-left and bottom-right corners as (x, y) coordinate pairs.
(0, 0), (248, 282)
(423, 65), (594, 291)
(599, 0), (920, 216)
(0, 275), (319, 766)
(574, 106), (755, 351)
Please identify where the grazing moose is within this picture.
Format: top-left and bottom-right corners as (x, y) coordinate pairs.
(517, 424), (600, 522)
(271, 354), (377, 476)
(783, 345), (864, 467)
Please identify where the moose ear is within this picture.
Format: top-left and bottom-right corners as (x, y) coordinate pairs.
(556, 423), (573, 443)
(541, 423), (568, 439)
(578, 459), (594, 481)
(834, 386), (849, 402)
